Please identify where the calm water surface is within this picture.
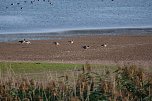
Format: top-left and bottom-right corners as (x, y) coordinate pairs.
(0, 0), (152, 41)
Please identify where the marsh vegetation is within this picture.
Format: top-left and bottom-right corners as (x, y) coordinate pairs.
(0, 62), (152, 101)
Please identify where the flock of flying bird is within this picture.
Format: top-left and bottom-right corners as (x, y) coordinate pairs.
(5, 0), (53, 10)
(5, 0), (115, 10)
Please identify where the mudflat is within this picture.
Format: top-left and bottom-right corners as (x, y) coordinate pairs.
(0, 35), (152, 65)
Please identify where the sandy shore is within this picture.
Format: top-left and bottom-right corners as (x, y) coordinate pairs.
(0, 35), (152, 65)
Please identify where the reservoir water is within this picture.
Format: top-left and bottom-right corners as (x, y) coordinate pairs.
(0, 0), (152, 41)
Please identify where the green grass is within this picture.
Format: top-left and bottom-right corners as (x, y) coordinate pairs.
(0, 61), (118, 75)
(0, 61), (151, 75)
(0, 62), (83, 74)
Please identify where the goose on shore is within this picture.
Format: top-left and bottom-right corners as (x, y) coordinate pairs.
(18, 39), (31, 44)
(54, 42), (60, 45)
(83, 45), (90, 49)
(101, 43), (107, 47)
(68, 40), (74, 44)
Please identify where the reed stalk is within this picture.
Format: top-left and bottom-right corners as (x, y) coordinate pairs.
(0, 63), (152, 101)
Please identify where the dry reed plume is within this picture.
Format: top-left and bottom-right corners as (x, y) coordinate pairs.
(0, 63), (152, 101)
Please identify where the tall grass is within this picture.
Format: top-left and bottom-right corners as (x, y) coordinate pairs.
(0, 63), (152, 101)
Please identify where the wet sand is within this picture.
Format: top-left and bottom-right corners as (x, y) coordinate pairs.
(0, 35), (152, 66)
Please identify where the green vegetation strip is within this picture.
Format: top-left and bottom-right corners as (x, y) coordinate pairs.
(0, 62), (117, 74)
(0, 62), (83, 73)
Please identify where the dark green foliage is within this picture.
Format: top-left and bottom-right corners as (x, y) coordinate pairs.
(89, 90), (109, 101)
(115, 65), (152, 101)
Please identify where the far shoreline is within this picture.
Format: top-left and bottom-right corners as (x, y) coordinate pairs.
(0, 27), (152, 42)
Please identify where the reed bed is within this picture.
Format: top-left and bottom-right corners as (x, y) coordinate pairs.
(0, 63), (152, 101)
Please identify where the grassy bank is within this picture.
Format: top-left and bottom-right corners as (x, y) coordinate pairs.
(0, 62), (83, 73)
(0, 61), (117, 74)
